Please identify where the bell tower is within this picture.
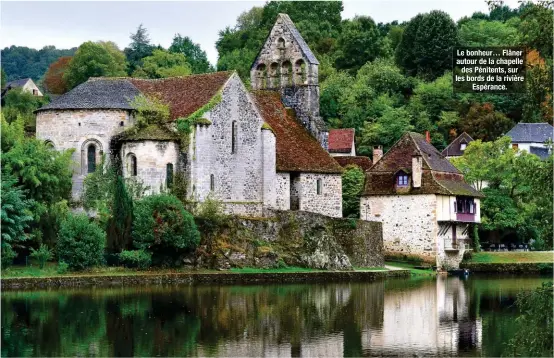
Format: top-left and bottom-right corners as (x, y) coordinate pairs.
(250, 13), (328, 149)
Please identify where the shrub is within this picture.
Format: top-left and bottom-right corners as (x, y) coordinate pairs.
(29, 244), (53, 269)
(133, 194), (200, 264)
(57, 261), (69, 274)
(119, 250), (152, 269)
(57, 213), (106, 270)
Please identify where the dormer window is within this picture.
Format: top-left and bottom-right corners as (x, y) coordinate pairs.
(396, 172), (409, 187)
(460, 143), (467, 151)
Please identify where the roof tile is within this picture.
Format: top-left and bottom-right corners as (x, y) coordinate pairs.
(328, 128), (355, 153)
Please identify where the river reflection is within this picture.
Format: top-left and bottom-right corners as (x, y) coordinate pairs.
(1, 276), (550, 357)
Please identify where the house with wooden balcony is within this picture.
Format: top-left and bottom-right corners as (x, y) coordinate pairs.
(360, 132), (483, 269)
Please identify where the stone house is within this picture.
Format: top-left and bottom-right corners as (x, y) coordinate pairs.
(441, 132), (474, 159)
(35, 13), (343, 218)
(360, 132), (483, 269)
(1, 78), (43, 97)
(328, 128), (356, 157)
(506, 122), (553, 159)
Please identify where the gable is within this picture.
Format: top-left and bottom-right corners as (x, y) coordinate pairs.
(441, 132), (473, 157)
(328, 128), (355, 153)
(252, 90), (342, 174)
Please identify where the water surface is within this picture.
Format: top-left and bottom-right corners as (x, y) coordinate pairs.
(1, 275), (550, 357)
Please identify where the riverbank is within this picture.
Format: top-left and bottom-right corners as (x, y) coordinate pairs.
(461, 251), (553, 273)
(1, 268), (410, 290)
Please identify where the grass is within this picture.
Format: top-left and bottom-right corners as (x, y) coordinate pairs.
(466, 251), (554, 264)
(385, 261), (436, 276)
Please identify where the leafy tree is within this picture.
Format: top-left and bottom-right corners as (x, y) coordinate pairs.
(459, 19), (521, 46)
(460, 103), (513, 141)
(43, 56), (72, 94)
(1, 114), (25, 152)
(106, 175), (133, 253)
(522, 49), (553, 122)
(169, 35), (211, 74)
(342, 165), (365, 218)
(356, 58), (410, 96)
(518, 2), (553, 59)
(124, 24), (155, 74)
(396, 11), (458, 80)
(64, 41), (127, 89)
(133, 49), (191, 78)
(29, 244), (53, 269)
(359, 106), (414, 154)
(507, 282), (553, 357)
(1, 87), (50, 129)
(1, 68), (6, 89)
(216, 48), (258, 81)
(0, 45), (75, 83)
(132, 194), (200, 266)
(1, 173), (33, 268)
(320, 71), (354, 126)
(57, 213), (106, 270)
(335, 16), (384, 73)
(407, 73), (455, 123)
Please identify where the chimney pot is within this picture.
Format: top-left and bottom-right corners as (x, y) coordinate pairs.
(425, 131), (431, 143)
(373, 145), (383, 163)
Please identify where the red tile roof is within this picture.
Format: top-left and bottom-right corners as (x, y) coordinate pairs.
(328, 128), (355, 153)
(334, 156), (373, 171)
(363, 132), (483, 197)
(252, 91), (343, 174)
(129, 72), (233, 120)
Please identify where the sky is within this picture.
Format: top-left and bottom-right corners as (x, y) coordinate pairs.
(1, 0), (521, 65)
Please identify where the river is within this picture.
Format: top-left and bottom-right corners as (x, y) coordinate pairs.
(1, 275), (550, 357)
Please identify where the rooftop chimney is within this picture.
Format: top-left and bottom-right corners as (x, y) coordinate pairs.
(373, 145), (383, 163)
(425, 131), (431, 143)
(412, 151), (422, 188)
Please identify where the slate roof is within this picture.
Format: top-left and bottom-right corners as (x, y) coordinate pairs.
(252, 90), (343, 174)
(363, 132), (483, 197)
(37, 72), (233, 120)
(328, 128), (355, 153)
(441, 132), (474, 157)
(334, 156), (373, 171)
(506, 123), (554, 143)
(5, 78), (31, 88)
(37, 79), (140, 111)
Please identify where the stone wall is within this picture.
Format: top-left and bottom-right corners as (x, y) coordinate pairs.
(275, 172), (290, 210)
(196, 210), (383, 270)
(36, 109), (133, 198)
(189, 73), (270, 216)
(360, 194), (438, 263)
(299, 173), (342, 218)
(120, 140), (179, 195)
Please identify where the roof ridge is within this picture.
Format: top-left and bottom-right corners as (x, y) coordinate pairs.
(89, 71), (235, 83)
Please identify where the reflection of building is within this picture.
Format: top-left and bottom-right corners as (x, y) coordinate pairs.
(360, 132), (484, 269)
(369, 277), (482, 356)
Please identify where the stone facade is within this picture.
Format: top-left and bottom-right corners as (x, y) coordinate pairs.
(36, 109), (133, 198)
(121, 140), (179, 195)
(297, 173), (342, 218)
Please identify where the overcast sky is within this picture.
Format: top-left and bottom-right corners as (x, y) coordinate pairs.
(1, 0), (521, 65)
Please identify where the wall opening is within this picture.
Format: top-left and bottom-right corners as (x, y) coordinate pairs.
(316, 178), (322, 195)
(231, 121), (238, 154)
(269, 62), (280, 88)
(294, 59), (306, 85)
(166, 163), (174, 188)
(256, 63), (267, 88)
(210, 174), (215, 191)
(87, 144), (97, 173)
(126, 153), (137, 176)
(290, 172), (300, 210)
(44, 140), (55, 149)
(282, 61), (292, 86)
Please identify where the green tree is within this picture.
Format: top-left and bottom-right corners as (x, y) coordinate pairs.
(134, 49), (191, 78)
(518, 2), (553, 59)
(169, 35), (212, 74)
(459, 19), (521, 46)
(320, 71), (354, 126)
(396, 11), (458, 80)
(124, 24), (155, 74)
(64, 41), (127, 89)
(460, 103), (513, 141)
(216, 48), (258, 82)
(1, 87), (50, 129)
(335, 16), (384, 73)
(359, 106), (414, 154)
(1, 173), (33, 267)
(1, 68), (6, 89)
(106, 175), (133, 253)
(341, 165), (365, 218)
(407, 73), (455, 123)
(356, 58), (410, 96)
(57, 213), (106, 270)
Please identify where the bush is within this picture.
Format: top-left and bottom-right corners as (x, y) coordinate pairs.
(133, 194), (200, 264)
(119, 250), (152, 269)
(57, 261), (69, 274)
(29, 244), (53, 269)
(57, 213), (106, 271)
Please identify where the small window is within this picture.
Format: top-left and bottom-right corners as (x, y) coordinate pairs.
(128, 154), (137, 176)
(316, 179), (322, 195)
(210, 174), (215, 191)
(396, 174), (409, 187)
(166, 163), (174, 188)
(44, 140), (55, 149)
(277, 37), (285, 49)
(87, 144), (97, 173)
(120, 121), (124, 127)
(460, 143), (467, 151)
(32, 89), (38, 96)
(512, 143), (519, 149)
(456, 197), (475, 214)
(231, 121), (238, 154)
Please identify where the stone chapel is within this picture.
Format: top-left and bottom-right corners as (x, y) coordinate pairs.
(35, 14), (344, 218)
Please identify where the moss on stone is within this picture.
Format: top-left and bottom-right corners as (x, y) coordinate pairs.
(120, 124), (179, 141)
(261, 122), (274, 133)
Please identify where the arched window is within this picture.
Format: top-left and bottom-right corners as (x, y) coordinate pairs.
(210, 174), (215, 191)
(126, 154), (137, 177)
(87, 144), (97, 173)
(231, 121), (238, 154)
(281, 61), (292, 86)
(256, 63), (267, 88)
(166, 163), (174, 188)
(277, 37), (285, 49)
(269, 62), (280, 88)
(44, 140), (55, 149)
(316, 178), (322, 195)
(294, 59), (306, 85)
